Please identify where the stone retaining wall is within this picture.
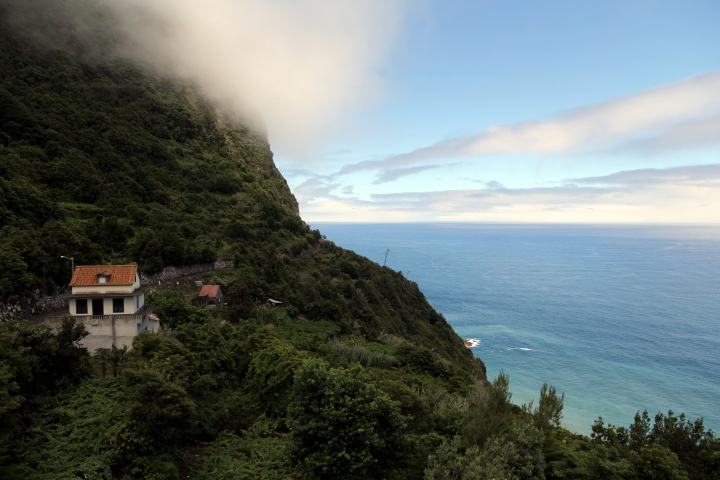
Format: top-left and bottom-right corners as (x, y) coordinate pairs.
(139, 260), (233, 286)
(0, 288), (69, 322)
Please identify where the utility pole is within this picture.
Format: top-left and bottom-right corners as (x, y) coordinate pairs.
(60, 255), (74, 280)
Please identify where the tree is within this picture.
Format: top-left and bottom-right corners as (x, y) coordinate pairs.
(590, 410), (718, 479)
(427, 422), (546, 480)
(425, 437), (492, 480)
(287, 358), (406, 479)
(481, 422), (546, 480)
(648, 410), (719, 479)
(532, 383), (564, 430)
(462, 371), (514, 448)
(0, 243), (32, 298)
(53, 316), (91, 388)
(145, 289), (210, 328)
(225, 282), (256, 322)
(0, 318), (89, 396)
(245, 336), (306, 416)
(118, 367), (196, 459)
(95, 344), (128, 377)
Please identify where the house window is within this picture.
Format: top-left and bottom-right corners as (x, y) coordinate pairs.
(76, 299), (88, 314)
(98, 275), (108, 284)
(113, 298), (125, 313)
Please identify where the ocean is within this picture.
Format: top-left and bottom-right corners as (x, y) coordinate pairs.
(313, 223), (720, 435)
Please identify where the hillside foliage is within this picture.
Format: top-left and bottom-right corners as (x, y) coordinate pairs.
(0, 1), (718, 479)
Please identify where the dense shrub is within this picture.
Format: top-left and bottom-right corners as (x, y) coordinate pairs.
(328, 339), (394, 369)
(287, 359), (406, 479)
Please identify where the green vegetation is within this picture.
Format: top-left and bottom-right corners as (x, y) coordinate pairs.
(328, 338), (395, 369)
(2, 311), (717, 479)
(287, 358), (406, 479)
(0, 1), (718, 478)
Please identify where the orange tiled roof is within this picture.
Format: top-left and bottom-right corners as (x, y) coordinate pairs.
(69, 265), (138, 287)
(199, 285), (222, 298)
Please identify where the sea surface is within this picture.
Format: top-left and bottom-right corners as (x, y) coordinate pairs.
(314, 223), (720, 435)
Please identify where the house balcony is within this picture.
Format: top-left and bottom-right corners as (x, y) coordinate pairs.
(45, 304), (154, 326)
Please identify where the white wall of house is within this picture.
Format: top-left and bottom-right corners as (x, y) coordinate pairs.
(71, 285), (136, 295)
(69, 294), (145, 316)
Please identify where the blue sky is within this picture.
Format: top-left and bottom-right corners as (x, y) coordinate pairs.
(267, 1), (720, 223)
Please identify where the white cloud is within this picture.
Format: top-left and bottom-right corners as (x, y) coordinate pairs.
(567, 163), (720, 186)
(293, 178), (343, 204)
(373, 164), (445, 184)
(105, 0), (409, 156)
(616, 114), (720, 154)
(300, 164), (720, 223)
(458, 70), (720, 156)
(339, 71), (720, 174)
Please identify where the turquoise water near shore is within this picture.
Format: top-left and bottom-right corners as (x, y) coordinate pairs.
(314, 223), (720, 435)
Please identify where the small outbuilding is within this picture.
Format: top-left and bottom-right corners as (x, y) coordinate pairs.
(194, 284), (224, 309)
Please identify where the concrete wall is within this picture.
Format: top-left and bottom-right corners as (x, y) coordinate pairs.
(45, 314), (159, 352)
(80, 316), (139, 351)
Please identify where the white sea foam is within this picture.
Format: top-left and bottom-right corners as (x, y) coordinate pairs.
(464, 338), (481, 348)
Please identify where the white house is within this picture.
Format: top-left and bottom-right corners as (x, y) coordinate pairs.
(64, 264), (158, 351)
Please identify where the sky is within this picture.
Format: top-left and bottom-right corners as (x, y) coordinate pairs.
(264, 0), (720, 223)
